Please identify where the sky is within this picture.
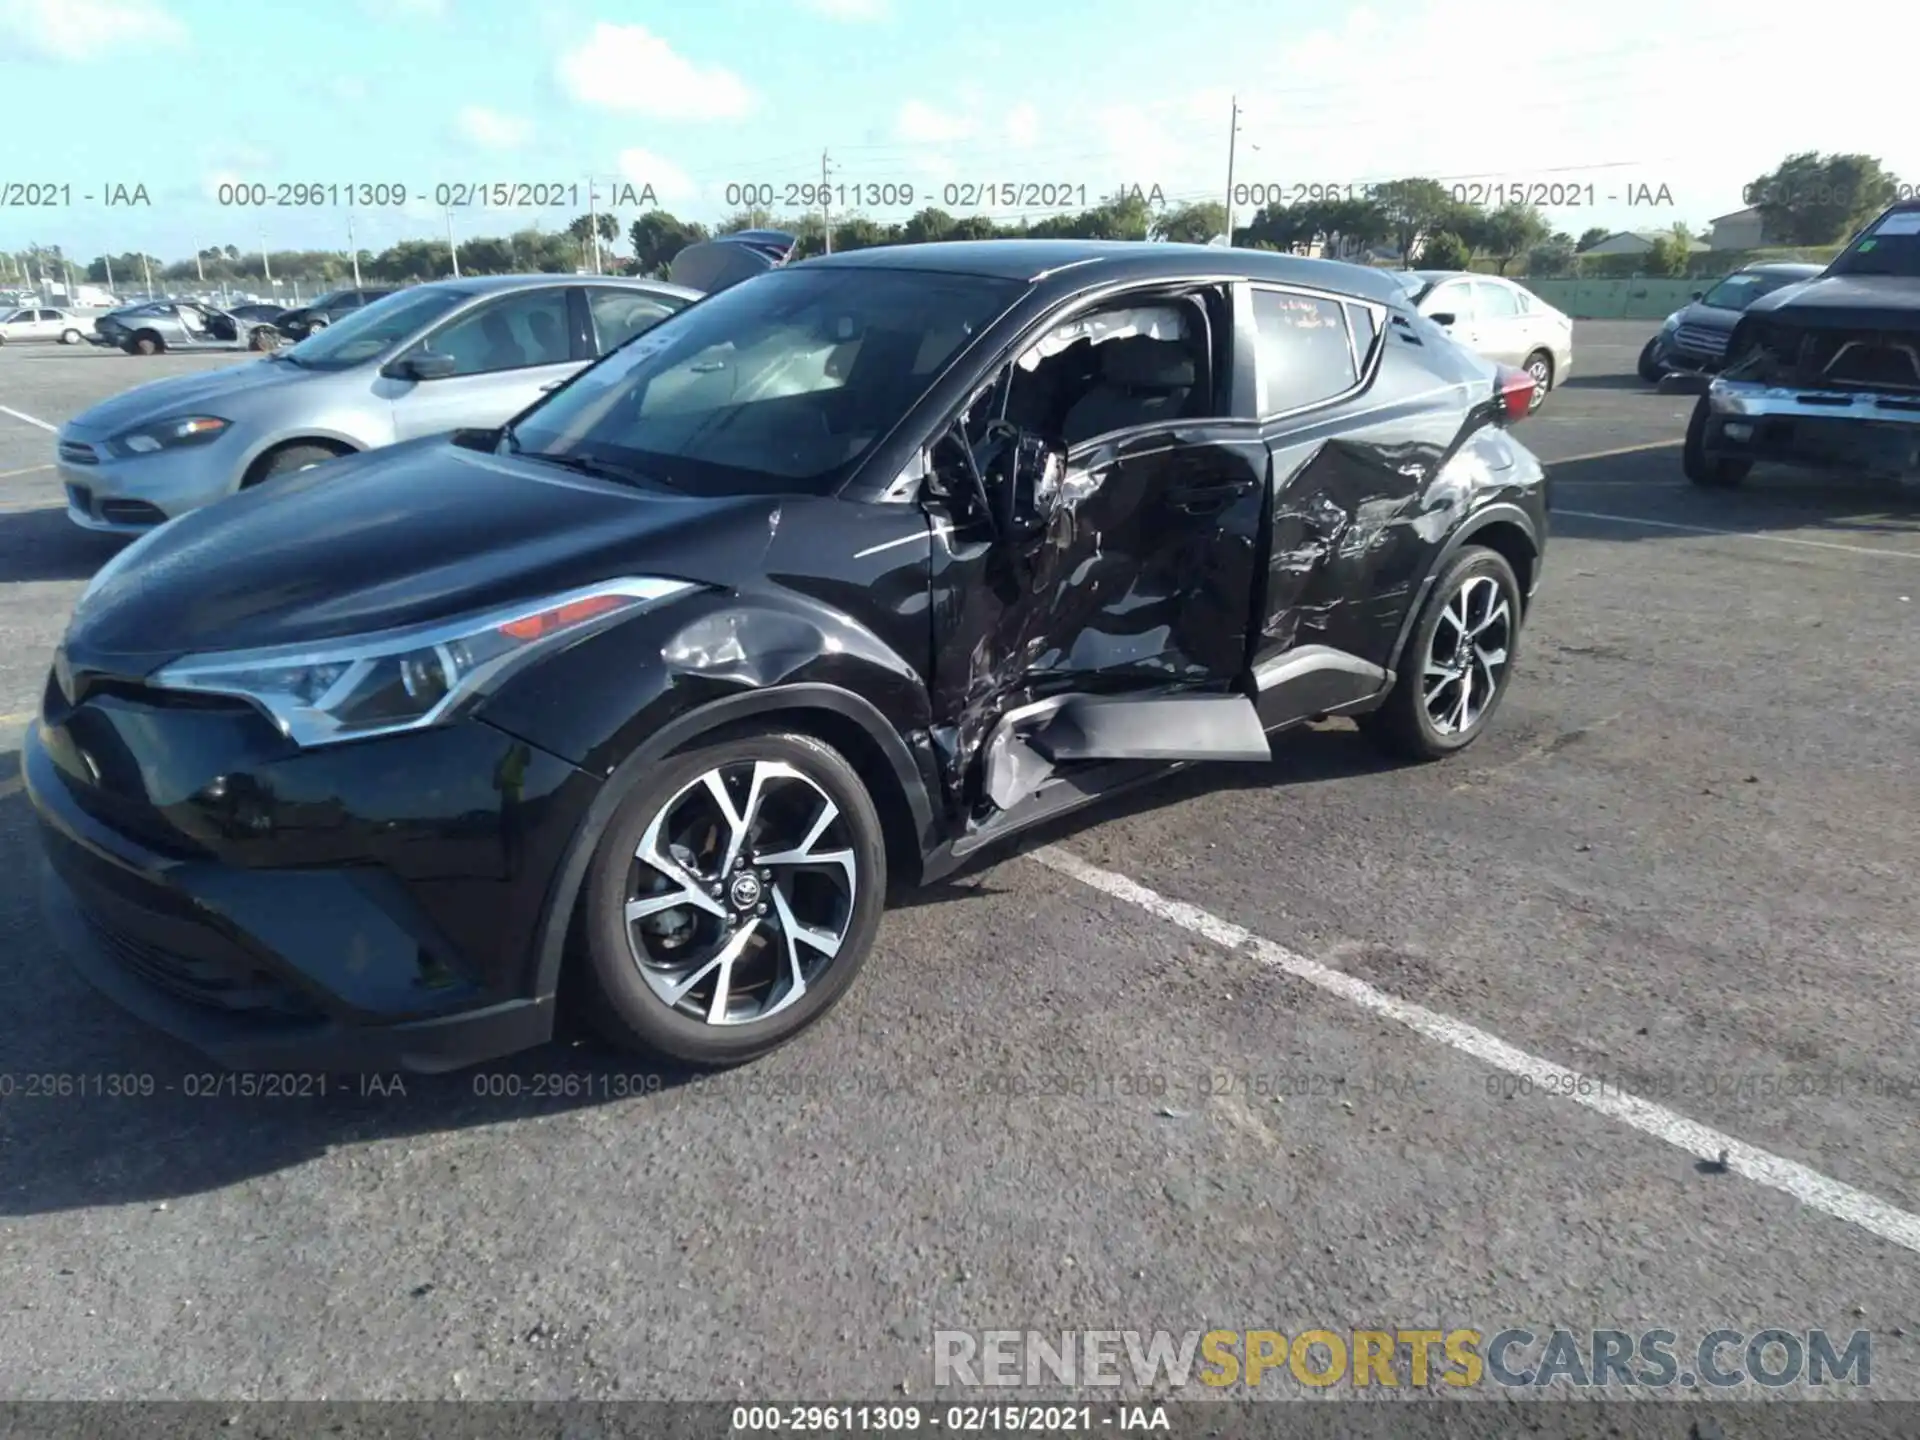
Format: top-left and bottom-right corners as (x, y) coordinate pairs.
(1, 0), (1917, 272)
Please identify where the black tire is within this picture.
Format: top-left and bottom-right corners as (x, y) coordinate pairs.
(1682, 395), (1750, 488)
(579, 729), (887, 1067)
(1361, 545), (1523, 762)
(248, 326), (279, 352)
(132, 331), (162, 355)
(1523, 350), (1553, 413)
(245, 442), (344, 486)
(1637, 336), (1667, 384)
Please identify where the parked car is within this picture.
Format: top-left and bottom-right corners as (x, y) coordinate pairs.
(1385, 270), (1572, 412)
(1685, 202), (1920, 489)
(226, 303), (288, 326)
(0, 306), (91, 345)
(275, 287), (398, 341)
(90, 300), (282, 356)
(1638, 262), (1823, 382)
(57, 274), (699, 532)
(29, 240), (1548, 1072)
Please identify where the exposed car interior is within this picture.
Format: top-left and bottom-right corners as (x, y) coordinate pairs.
(1004, 296), (1218, 447)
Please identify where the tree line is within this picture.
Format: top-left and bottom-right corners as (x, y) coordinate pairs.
(9, 150), (1897, 292)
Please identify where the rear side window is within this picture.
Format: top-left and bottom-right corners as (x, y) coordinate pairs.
(1250, 288), (1360, 416)
(1474, 280), (1520, 318)
(589, 289), (684, 353)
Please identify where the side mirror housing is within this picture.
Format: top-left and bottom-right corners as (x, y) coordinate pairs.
(389, 352), (458, 381)
(1428, 311), (1456, 328)
(991, 429), (1068, 541)
(1691, 290), (1704, 301)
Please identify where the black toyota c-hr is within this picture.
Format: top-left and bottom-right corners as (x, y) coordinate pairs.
(28, 240), (1549, 1073)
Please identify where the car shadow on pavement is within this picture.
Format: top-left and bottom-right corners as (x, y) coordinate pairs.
(0, 506), (122, 583)
(1549, 449), (1920, 546)
(1557, 373), (1649, 391)
(893, 722), (1403, 909)
(0, 722), (1404, 1215)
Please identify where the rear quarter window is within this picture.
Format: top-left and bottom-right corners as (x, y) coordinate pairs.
(1250, 288), (1363, 416)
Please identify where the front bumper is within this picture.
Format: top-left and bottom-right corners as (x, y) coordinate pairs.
(1702, 378), (1920, 475)
(25, 697), (597, 1072)
(56, 423), (246, 533)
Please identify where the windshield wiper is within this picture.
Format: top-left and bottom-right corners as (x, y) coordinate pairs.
(518, 449), (681, 491)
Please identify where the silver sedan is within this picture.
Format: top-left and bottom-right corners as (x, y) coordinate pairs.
(1389, 270), (1574, 413)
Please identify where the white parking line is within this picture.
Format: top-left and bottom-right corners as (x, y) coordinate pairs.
(0, 405), (55, 433)
(0, 464), (52, 479)
(1556, 508), (1920, 560)
(1547, 439), (1681, 464)
(1032, 845), (1920, 1258)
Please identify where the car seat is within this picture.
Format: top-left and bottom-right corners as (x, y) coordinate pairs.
(480, 312), (527, 371)
(1059, 336), (1196, 447)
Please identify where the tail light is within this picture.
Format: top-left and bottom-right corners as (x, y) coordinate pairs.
(1494, 364), (1535, 423)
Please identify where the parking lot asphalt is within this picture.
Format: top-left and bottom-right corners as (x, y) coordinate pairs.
(2, 321), (1919, 1404)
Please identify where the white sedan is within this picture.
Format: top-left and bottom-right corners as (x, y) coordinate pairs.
(0, 307), (92, 345)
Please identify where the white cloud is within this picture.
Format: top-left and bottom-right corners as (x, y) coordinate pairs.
(616, 148), (695, 205)
(897, 100), (975, 145)
(455, 105), (532, 151)
(797, 0), (886, 18)
(557, 24), (754, 119)
(0, 0), (184, 60)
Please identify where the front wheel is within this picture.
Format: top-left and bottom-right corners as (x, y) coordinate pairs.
(578, 730), (887, 1066)
(1682, 395), (1751, 488)
(1637, 336), (1667, 384)
(1361, 545), (1523, 762)
(248, 326), (280, 352)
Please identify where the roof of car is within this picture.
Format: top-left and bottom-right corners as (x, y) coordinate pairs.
(801, 240), (1411, 305)
(1738, 261), (1824, 275)
(399, 272), (692, 296)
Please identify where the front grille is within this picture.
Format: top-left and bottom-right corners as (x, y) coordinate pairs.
(64, 483), (92, 515)
(58, 440), (98, 465)
(82, 911), (315, 1015)
(98, 499), (166, 526)
(1673, 324), (1728, 356)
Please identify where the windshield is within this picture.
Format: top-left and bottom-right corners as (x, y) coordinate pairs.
(1827, 210), (1920, 278)
(280, 286), (471, 370)
(1701, 272), (1811, 310)
(506, 266), (1024, 496)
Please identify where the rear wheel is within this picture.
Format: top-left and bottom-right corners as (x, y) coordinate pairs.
(132, 331), (162, 355)
(1637, 336), (1667, 384)
(1523, 350), (1553, 412)
(1682, 395), (1751, 488)
(60, 328), (83, 345)
(578, 730), (886, 1066)
(1361, 546), (1523, 762)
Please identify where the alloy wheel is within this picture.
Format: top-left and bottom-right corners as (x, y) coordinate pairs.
(1422, 574), (1511, 736)
(622, 760), (857, 1026)
(1526, 356), (1551, 410)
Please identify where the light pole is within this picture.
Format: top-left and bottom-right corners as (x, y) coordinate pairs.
(348, 212), (362, 287)
(1222, 95), (1241, 247)
(446, 208), (460, 277)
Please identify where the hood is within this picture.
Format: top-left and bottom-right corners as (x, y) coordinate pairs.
(1745, 274), (1920, 331)
(64, 358), (307, 434)
(63, 437), (765, 669)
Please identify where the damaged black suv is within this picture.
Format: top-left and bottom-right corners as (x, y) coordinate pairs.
(1686, 200), (1920, 487)
(28, 241), (1548, 1073)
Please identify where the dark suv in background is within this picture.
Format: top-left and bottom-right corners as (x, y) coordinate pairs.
(1638, 262), (1823, 382)
(276, 287), (398, 341)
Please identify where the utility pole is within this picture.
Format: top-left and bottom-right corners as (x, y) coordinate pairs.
(348, 212), (362, 287)
(195, 247), (205, 283)
(1222, 95), (1241, 247)
(446, 208), (461, 277)
(141, 252), (153, 297)
(261, 232), (273, 292)
(103, 254), (114, 294)
(820, 149), (835, 255)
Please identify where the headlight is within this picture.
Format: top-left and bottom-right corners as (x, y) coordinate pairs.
(151, 576), (695, 747)
(107, 415), (230, 458)
(1660, 311), (1683, 333)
